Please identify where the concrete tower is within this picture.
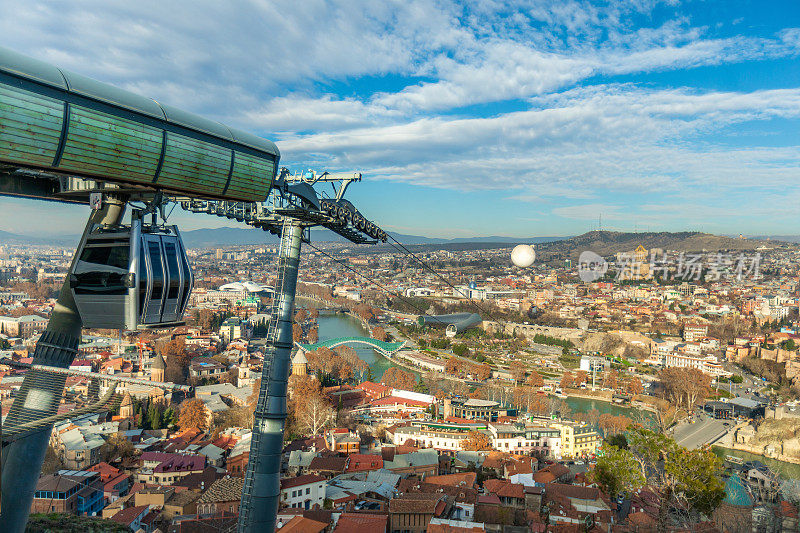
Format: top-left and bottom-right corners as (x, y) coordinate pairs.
(291, 350), (308, 376)
(151, 352), (166, 382)
(238, 363), (251, 388)
(119, 392), (134, 419)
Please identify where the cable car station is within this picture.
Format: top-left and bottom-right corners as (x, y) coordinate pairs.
(0, 45), (386, 532)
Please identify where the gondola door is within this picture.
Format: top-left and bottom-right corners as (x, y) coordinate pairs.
(160, 236), (182, 323)
(140, 233), (166, 325)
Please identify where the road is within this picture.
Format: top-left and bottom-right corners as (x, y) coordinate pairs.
(672, 413), (730, 449)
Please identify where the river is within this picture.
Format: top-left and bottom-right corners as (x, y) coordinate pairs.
(564, 396), (654, 422)
(298, 298), (408, 381)
(300, 299), (800, 477)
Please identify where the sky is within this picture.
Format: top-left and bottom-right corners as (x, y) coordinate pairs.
(1, 0), (800, 239)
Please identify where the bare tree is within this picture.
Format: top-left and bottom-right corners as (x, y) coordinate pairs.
(297, 396), (336, 436)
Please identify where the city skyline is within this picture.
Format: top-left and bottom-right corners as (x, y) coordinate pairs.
(1, 1), (800, 238)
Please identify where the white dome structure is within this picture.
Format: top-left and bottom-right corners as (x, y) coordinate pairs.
(511, 244), (536, 268)
(219, 281), (273, 293)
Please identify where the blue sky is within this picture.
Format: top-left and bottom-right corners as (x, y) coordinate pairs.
(2, 0), (800, 239)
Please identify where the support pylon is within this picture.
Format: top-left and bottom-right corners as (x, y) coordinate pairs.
(0, 196), (126, 532)
(237, 220), (303, 532)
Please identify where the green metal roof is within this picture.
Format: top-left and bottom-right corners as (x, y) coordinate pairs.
(722, 475), (753, 507)
(297, 336), (405, 356)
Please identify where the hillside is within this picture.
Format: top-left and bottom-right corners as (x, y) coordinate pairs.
(536, 230), (789, 260)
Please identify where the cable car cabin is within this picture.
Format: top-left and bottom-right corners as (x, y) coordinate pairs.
(69, 220), (192, 330)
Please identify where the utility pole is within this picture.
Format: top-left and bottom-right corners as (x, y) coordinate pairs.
(0, 197), (127, 533)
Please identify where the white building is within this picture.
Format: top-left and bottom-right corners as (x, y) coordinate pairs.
(579, 355), (610, 373)
(280, 474), (326, 510)
(664, 352), (731, 377)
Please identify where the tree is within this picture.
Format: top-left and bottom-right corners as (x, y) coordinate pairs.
(452, 343), (469, 357)
(513, 386), (543, 413)
(177, 398), (209, 431)
(526, 371), (544, 388)
(593, 428), (725, 532)
(42, 445), (65, 475)
(372, 326), (388, 342)
(593, 444), (646, 498)
(509, 361), (525, 383)
(659, 368), (711, 409)
(652, 402), (682, 433)
(99, 433), (137, 464)
(293, 322), (303, 343)
(195, 309), (214, 330)
(213, 406), (253, 436)
(297, 395), (336, 436)
(560, 372), (575, 389)
(604, 370), (619, 390)
(351, 358), (370, 382)
(381, 367), (417, 390)
(307, 326), (319, 344)
(474, 363), (492, 381)
(460, 430), (493, 451)
(598, 414), (632, 437)
(445, 357), (462, 376)
(307, 346), (337, 378)
(627, 377), (644, 395)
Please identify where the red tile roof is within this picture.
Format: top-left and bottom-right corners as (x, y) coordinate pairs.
(280, 474), (326, 490)
(424, 473), (477, 488)
(278, 515), (328, 533)
(333, 513), (388, 533)
(110, 505), (148, 526)
(370, 396), (429, 408)
(345, 454), (384, 472)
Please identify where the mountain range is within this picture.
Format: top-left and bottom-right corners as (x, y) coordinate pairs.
(0, 227), (567, 248)
(1, 227), (796, 252)
(535, 230), (790, 261)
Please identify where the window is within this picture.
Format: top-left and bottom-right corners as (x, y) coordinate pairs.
(164, 241), (180, 299)
(148, 241), (164, 301)
(306, 488), (310, 495)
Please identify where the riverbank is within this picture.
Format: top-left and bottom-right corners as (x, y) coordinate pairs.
(714, 446), (800, 479)
(725, 441), (800, 466)
(298, 297), (416, 381)
(297, 295), (373, 335)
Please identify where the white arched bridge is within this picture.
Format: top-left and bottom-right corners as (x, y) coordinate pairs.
(296, 336), (406, 356)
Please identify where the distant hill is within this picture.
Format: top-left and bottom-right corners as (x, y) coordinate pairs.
(750, 235), (800, 243)
(536, 230), (788, 260)
(0, 230), (76, 246)
(0, 225), (565, 248)
(175, 227), (568, 248)
(4, 227), (780, 255)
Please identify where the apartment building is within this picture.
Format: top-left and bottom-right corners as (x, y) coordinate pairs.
(550, 422), (600, 458)
(280, 474), (326, 510)
(31, 470), (105, 516)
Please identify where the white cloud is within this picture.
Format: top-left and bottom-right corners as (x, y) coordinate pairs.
(2, 1), (800, 236)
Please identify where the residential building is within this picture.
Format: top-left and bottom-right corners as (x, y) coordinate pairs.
(280, 474), (326, 510)
(196, 476), (245, 515)
(31, 470), (105, 516)
(325, 428), (361, 453)
(0, 314), (48, 338)
(550, 422), (600, 458)
(389, 493), (452, 533)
